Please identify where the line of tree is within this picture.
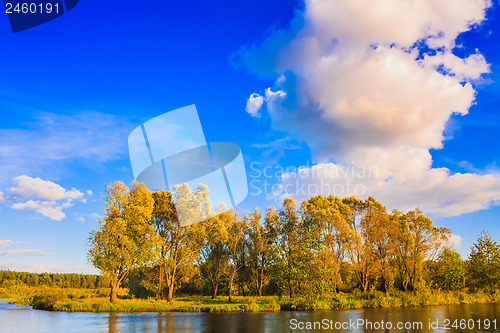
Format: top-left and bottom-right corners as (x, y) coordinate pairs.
(0, 270), (107, 289)
(88, 181), (500, 302)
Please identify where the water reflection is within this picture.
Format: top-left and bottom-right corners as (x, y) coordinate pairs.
(108, 313), (118, 333)
(1, 301), (499, 333)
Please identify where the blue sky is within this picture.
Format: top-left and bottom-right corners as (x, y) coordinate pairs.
(0, 0), (499, 273)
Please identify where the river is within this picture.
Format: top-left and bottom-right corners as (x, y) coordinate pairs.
(1, 301), (499, 332)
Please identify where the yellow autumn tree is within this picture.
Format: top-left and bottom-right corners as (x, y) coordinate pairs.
(88, 181), (156, 302)
(151, 186), (207, 301)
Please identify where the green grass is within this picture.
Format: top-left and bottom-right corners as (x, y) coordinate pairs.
(26, 294), (282, 313)
(1, 286), (499, 313)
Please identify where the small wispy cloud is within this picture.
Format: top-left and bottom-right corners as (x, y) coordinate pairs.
(0, 239), (52, 257)
(0, 240), (13, 247)
(251, 136), (303, 164)
(252, 136), (301, 150)
(0, 262), (78, 273)
(0, 111), (134, 185)
(0, 249), (54, 256)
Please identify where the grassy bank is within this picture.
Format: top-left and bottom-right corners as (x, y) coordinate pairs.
(2, 286), (499, 313)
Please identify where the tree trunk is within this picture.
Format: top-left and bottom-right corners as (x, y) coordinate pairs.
(156, 265), (164, 300)
(402, 272), (408, 291)
(110, 283), (118, 302)
(381, 275), (388, 297)
(255, 267), (263, 297)
(228, 272), (236, 303)
(211, 280), (218, 299)
(165, 272), (175, 301)
(241, 281), (246, 296)
(166, 285), (174, 301)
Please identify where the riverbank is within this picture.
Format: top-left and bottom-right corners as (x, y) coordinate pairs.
(1, 286), (499, 313)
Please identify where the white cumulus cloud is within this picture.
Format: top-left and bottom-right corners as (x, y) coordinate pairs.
(446, 234), (463, 248)
(12, 200), (66, 221)
(1, 175), (90, 221)
(10, 175), (84, 201)
(240, 0), (497, 217)
(274, 163), (500, 217)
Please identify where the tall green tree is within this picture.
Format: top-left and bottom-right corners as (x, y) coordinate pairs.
(431, 248), (465, 290)
(88, 181), (156, 302)
(467, 231), (500, 293)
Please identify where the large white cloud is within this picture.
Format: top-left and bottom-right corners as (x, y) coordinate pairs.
(272, 162), (500, 217)
(241, 0), (498, 217)
(302, 0), (490, 49)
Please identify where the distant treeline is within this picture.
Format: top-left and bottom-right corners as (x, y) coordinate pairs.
(0, 270), (108, 289)
(87, 182), (500, 302)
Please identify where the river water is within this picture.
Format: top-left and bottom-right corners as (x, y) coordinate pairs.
(1, 301), (499, 332)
